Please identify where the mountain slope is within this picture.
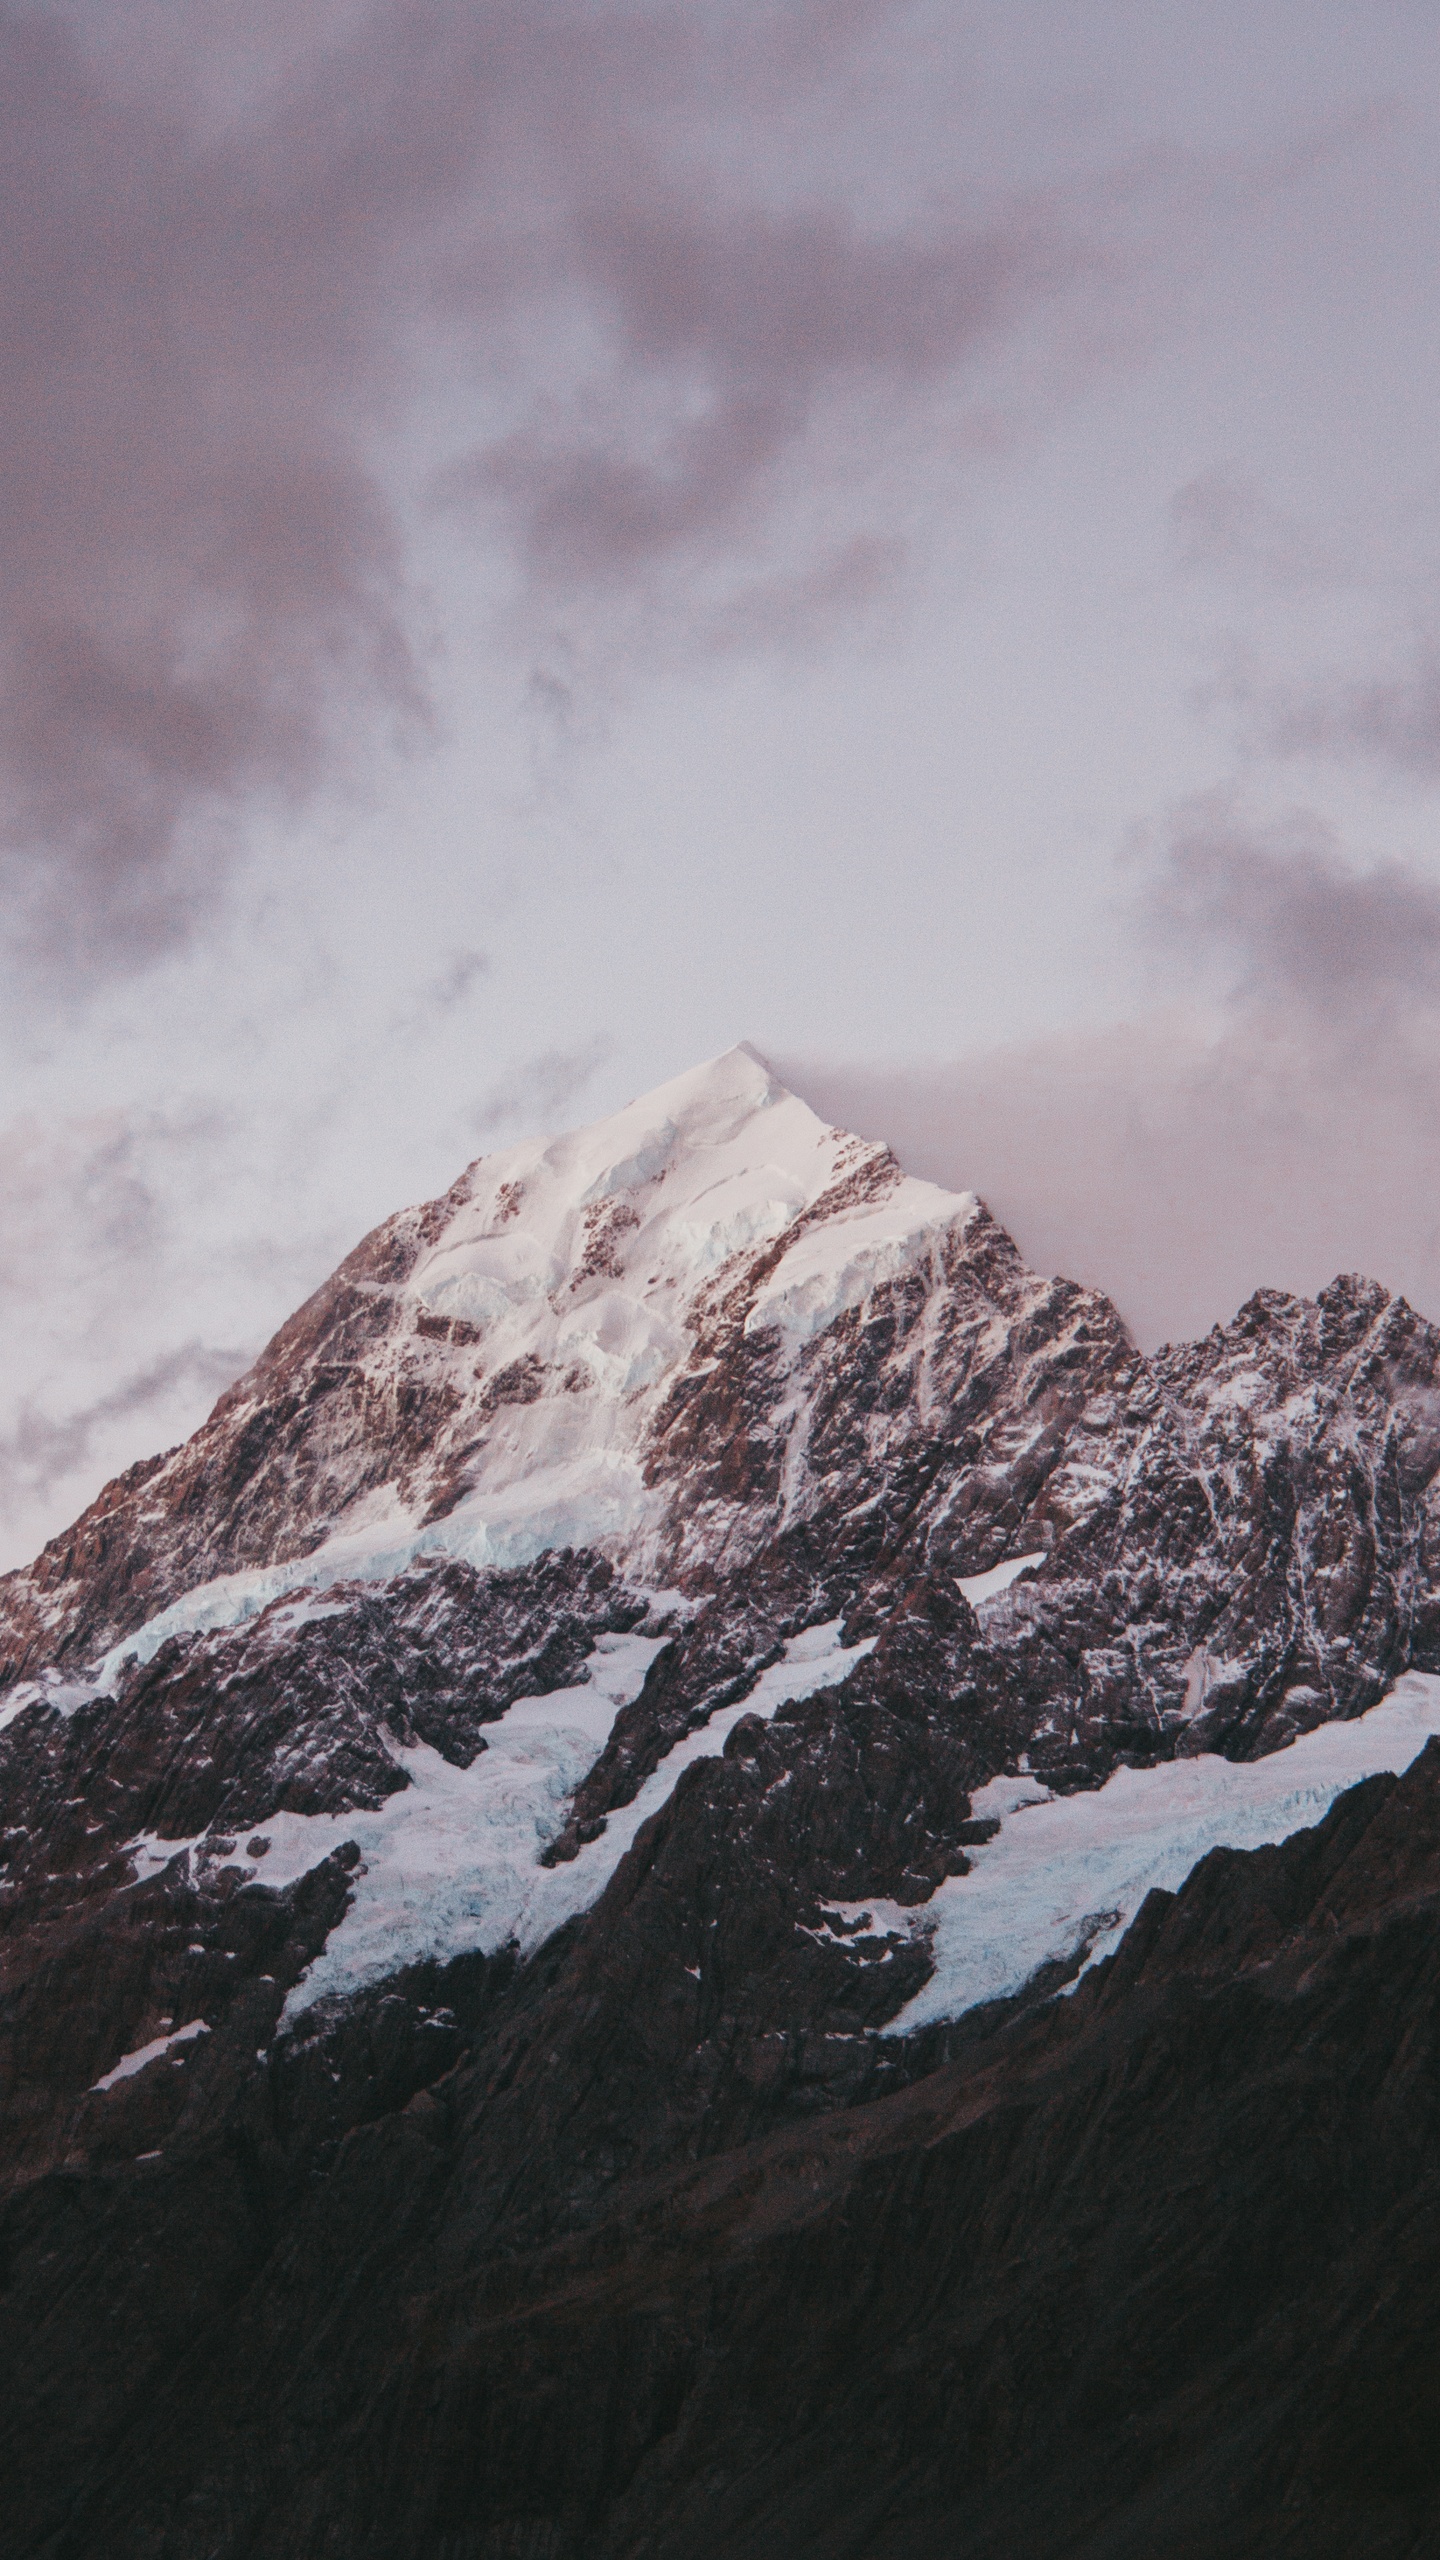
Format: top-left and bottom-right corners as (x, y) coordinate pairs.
(7, 1048), (1440, 2556)
(8, 1733), (1440, 2559)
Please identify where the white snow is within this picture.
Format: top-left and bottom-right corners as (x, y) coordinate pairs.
(97, 1048), (980, 1680)
(0, 1669), (105, 1731)
(115, 1613), (876, 2023)
(103, 1636), (1440, 2050)
(956, 1552), (1046, 1609)
(856, 1672), (1440, 2033)
(744, 1192), (975, 1352)
(91, 2017), (210, 2091)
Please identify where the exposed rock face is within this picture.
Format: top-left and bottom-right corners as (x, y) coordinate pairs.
(7, 1048), (1440, 2555)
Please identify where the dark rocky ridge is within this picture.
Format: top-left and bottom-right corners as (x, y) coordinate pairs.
(7, 1060), (1440, 2552)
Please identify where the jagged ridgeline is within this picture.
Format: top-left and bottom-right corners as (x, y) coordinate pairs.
(6, 1045), (1440, 2558)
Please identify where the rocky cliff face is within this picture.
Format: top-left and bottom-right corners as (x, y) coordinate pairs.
(6, 1047), (1440, 2557)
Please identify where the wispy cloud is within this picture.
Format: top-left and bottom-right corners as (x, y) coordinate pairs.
(0, 1101), (263, 1564)
(1265, 645), (1440, 782)
(472, 1034), (615, 1138)
(0, 1342), (247, 1523)
(1169, 466), (1337, 590)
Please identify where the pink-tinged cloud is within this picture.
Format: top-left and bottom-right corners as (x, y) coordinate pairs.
(1137, 793), (1440, 1010)
(788, 808), (1440, 1349)
(446, 186), (1060, 584)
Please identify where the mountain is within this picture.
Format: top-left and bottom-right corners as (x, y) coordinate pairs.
(0, 1043), (1123, 1675)
(6, 1046), (1440, 2557)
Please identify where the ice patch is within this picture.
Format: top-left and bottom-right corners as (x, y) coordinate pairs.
(252, 1591), (355, 1640)
(956, 1552), (1045, 1609)
(96, 1471), (645, 1684)
(579, 1120), (679, 1201)
(91, 2017), (209, 2091)
(871, 1672), (1440, 2034)
(418, 1262), (549, 1327)
(669, 1190), (799, 1273)
(0, 1671), (104, 1731)
(95, 1490), (433, 1683)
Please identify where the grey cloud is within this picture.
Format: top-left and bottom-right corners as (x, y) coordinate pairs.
(1266, 645), (1440, 781)
(1169, 467), (1336, 588)
(0, 1100), (259, 1558)
(0, 1091), (356, 1569)
(0, 1341), (247, 1523)
(1137, 794), (1440, 1014)
(704, 533), (907, 656)
(448, 186), (1058, 589)
(0, 1), (425, 973)
(0, 1104), (211, 1301)
(786, 813), (1440, 1350)
(1, 0), (1112, 975)
(381, 947), (492, 1046)
(424, 950), (491, 1013)
(472, 1035), (614, 1138)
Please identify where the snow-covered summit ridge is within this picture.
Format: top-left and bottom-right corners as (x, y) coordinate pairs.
(325, 1043), (977, 1552)
(74, 1047), (1000, 1675)
(410, 1042), (974, 1365)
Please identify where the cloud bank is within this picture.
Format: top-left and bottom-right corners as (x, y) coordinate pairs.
(1, 0), (1094, 976)
(789, 806), (1440, 1349)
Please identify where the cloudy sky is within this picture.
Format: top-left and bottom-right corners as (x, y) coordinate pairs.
(5, 0), (1440, 1569)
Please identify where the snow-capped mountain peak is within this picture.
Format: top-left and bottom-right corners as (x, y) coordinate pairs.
(410, 1040), (970, 1368)
(6, 1046), (1045, 1678)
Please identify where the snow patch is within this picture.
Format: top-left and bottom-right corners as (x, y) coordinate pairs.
(873, 1672), (1440, 2033)
(956, 1552), (1045, 1609)
(746, 1191), (972, 1351)
(91, 2017), (209, 2091)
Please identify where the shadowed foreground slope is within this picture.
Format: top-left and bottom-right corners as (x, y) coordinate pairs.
(5, 1741), (1440, 2559)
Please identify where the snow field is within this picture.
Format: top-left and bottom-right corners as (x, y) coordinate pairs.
(121, 1615), (878, 2024)
(840, 1672), (1440, 2033)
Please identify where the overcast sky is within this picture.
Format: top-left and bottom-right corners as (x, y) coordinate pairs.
(5, 0), (1440, 1570)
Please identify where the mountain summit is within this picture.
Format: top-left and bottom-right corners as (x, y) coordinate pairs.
(7, 1055), (1440, 2555)
(0, 1043), (1117, 1679)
